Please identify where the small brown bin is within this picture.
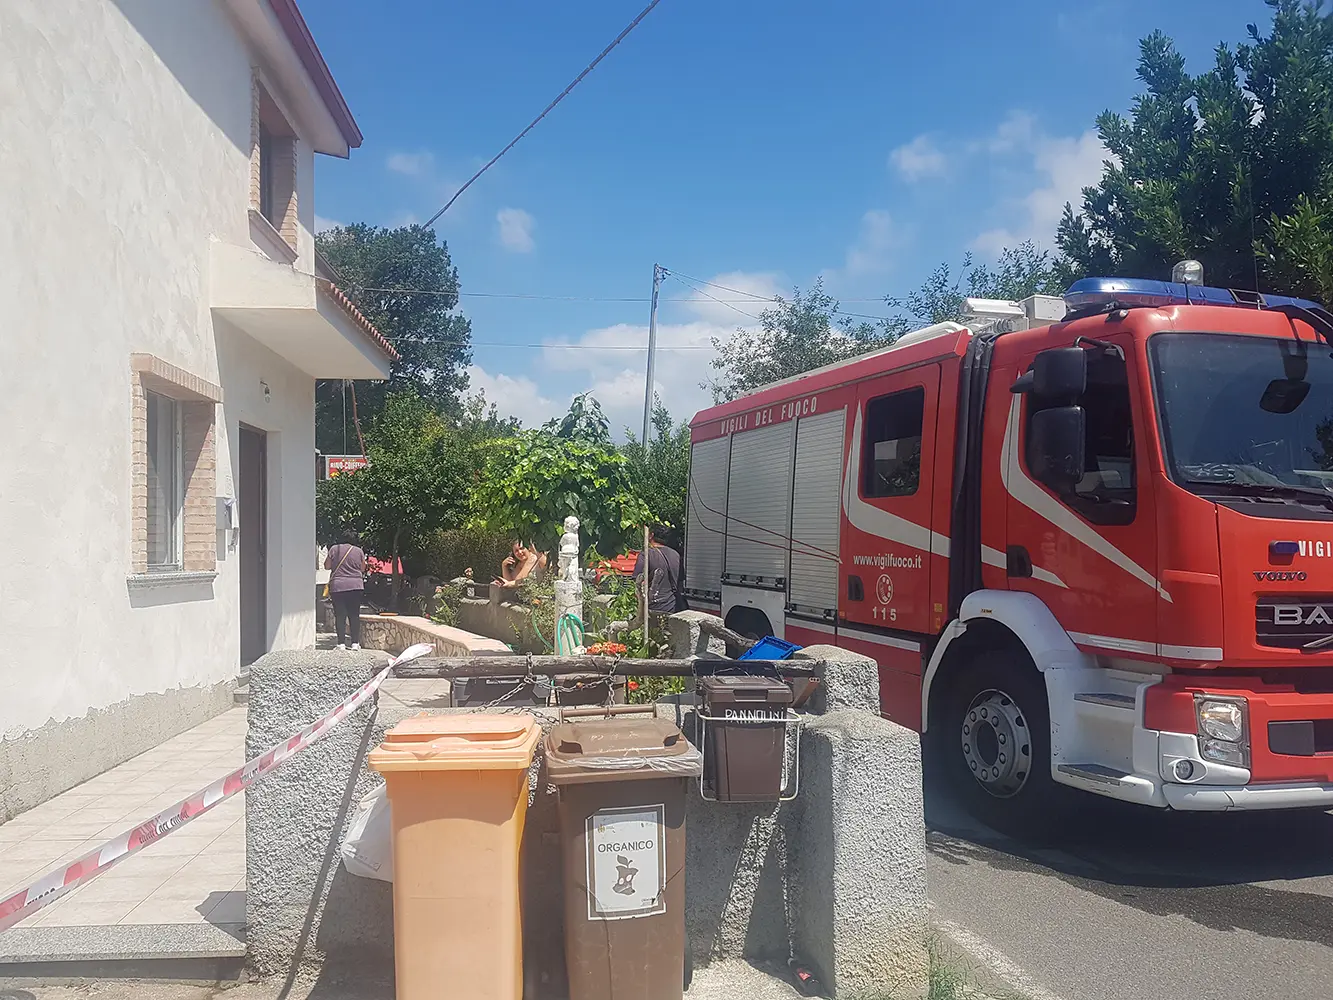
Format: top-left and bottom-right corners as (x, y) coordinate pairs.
(546, 709), (703, 1000)
(553, 674), (626, 707)
(698, 676), (794, 802)
(449, 675), (547, 708)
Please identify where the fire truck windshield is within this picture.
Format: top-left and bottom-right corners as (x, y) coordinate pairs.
(1151, 331), (1333, 504)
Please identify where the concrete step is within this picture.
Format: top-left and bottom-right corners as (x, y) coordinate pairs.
(233, 685), (249, 705)
(0, 923), (244, 983)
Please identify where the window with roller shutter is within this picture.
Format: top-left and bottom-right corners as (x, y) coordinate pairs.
(723, 421), (796, 587)
(684, 436), (731, 600)
(788, 410), (846, 617)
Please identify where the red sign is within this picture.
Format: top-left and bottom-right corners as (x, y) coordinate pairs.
(326, 455), (367, 477)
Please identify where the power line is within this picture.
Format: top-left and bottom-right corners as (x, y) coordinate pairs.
(422, 0), (664, 228)
(358, 285), (896, 304)
(360, 287), (807, 303)
(665, 269), (777, 301)
(668, 272), (763, 321)
(386, 338), (713, 350)
(667, 267), (897, 323)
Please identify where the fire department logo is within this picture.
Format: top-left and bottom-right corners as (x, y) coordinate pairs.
(876, 574), (894, 604)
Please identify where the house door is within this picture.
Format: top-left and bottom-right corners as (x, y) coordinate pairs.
(239, 426), (268, 666)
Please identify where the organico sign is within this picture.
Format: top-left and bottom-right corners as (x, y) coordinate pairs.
(325, 455), (368, 477)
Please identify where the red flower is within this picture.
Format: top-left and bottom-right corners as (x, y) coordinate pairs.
(627, 681), (639, 692)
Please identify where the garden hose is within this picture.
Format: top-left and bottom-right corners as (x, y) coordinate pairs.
(557, 613), (584, 654)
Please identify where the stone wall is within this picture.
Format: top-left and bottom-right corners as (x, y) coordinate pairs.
(359, 614), (512, 658)
(455, 588), (541, 653)
(245, 637), (928, 998)
(245, 649), (565, 991)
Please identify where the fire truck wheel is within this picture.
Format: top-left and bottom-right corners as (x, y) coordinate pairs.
(937, 650), (1065, 836)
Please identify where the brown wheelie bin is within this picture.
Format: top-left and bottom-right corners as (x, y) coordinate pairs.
(697, 676), (794, 801)
(545, 708), (703, 1000)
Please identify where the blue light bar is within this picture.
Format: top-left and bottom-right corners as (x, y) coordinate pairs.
(1065, 277), (1322, 313)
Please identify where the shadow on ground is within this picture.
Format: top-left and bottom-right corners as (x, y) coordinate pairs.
(926, 765), (1333, 946)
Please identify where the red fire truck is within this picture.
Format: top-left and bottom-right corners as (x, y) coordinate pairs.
(685, 267), (1333, 826)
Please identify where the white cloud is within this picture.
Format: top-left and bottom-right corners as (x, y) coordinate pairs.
(971, 129), (1110, 255)
(465, 365), (557, 428)
(496, 208), (536, 253)
(539, 319), (726, 436)
(890, 135), (947, 181)
(977, 110), (1038, 155)
(386, 151), (434, 177)
(470, 270), (778, 436)
(841, 209), (898, 278)
(314, 215), (341, 233)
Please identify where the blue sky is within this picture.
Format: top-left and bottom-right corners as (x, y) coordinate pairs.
(304, 0), (1268, 436)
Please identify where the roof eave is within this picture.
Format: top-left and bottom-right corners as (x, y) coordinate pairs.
(266, 0), (363, 150)
(222, 0), (361, 156)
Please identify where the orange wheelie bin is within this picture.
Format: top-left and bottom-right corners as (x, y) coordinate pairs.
(369, 713), (541, 1000)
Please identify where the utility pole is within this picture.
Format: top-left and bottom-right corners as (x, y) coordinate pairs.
(640, 263), (665, 632)
(641, 264), (665, 444)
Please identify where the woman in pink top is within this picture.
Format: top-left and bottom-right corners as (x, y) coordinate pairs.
(324, 529), (366, 650)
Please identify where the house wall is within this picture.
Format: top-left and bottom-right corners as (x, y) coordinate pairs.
(0, 0), (322, 819)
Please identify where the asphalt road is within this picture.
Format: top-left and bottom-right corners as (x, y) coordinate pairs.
(926, 776), (1333, 1000)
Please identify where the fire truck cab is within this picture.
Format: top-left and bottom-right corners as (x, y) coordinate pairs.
(686, 270), (1333, 826)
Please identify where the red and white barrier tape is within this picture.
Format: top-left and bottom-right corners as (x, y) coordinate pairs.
(0, 643), (434, 933)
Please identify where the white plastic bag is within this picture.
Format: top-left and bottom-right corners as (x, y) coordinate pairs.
(341, 784), (393, 882)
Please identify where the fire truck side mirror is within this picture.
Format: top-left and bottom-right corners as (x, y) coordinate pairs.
(1028, 406), (1086, 494)
(1011, 347), (1087, 399)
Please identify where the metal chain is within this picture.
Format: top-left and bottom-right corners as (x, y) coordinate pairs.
(468, 653), (627, 711)
(480, 653), (540, 709)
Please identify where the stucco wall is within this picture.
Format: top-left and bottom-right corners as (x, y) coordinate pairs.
(0, 0), (322, 808)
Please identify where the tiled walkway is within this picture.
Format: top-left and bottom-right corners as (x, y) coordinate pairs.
(0, 708), (247, 931)
(0, 667), (449, 935)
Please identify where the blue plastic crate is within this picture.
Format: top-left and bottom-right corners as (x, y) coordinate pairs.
(738, 636), (801, 661)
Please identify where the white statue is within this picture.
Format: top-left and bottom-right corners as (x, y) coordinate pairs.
(555, 514), (584, 654)
(558, 515), (582, 586)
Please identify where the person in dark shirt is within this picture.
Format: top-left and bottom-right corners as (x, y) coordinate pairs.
(632, 524), (687, 615)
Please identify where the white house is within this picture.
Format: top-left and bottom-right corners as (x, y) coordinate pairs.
(0, 0), (396, 819)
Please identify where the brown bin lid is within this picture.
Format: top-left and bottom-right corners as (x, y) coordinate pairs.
(698, 675), (794, 708)
(545, 717), (702, 784)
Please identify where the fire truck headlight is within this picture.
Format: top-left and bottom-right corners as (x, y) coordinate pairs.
(1196, 699), (1244, 742)
(1200, 738), (1248, 768)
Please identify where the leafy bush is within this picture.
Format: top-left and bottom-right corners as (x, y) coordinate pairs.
(472, 394), (655, 556)
(415, 526), (515, 583)
(621, 397), (690, 536)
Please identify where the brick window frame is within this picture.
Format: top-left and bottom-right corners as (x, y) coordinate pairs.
(130, 355), (222, 578)
(248, 73), (299, 263)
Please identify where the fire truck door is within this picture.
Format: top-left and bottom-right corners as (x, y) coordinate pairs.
(1005, 335), (1158, 658)
(840, 367), (940, 638)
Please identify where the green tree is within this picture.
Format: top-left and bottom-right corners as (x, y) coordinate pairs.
(316, 389), (475, 603)
(474, 394), (653, 555)
(1056, 1), (1333, 298)
(708, 247), (1063, 403)
(887, 242), (1064, 326)
(707, 279), (896, 402)
(544, 391), (613, 448)
(315, 224), (473, 452)
(622, 396), (691, 535)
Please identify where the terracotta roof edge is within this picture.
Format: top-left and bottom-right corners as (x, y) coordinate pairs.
(317, 280), (400, 364)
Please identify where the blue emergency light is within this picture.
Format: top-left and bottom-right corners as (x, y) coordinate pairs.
(1064, 276), (1323, 314)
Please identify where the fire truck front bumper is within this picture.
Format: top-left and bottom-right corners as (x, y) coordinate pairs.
(1163, 780), (1333, 811)
(1145, 678), (1333, 810)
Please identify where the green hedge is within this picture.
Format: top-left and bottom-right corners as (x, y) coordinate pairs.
(414, 527), (516, 582)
